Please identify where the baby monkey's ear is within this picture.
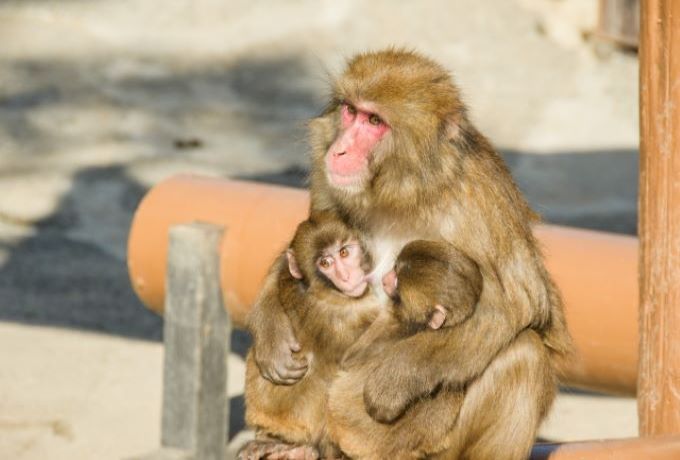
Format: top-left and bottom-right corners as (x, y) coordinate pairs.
(428, 304), (448, 330)
(286, 249), (304, 279)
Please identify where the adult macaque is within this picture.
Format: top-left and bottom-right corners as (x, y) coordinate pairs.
(240, 212), (380, 460)
(248, 49), (572, 459)
(328, 240), (554, 459)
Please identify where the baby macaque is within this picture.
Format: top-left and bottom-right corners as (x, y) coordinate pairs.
(383, 240), (482, 331)
(240, 212), (381, 460)
(326, 240), (484, 460)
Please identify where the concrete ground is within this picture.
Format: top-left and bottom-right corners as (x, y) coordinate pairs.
(0, 1), (639, 459)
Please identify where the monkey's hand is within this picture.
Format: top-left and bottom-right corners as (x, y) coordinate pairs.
(252, 315), (309, 385)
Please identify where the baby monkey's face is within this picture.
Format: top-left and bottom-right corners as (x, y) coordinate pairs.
(317, 239), (368, 297)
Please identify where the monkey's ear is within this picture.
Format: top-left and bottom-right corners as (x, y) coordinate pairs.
(286, 249), (304, 279)
(445, 120), (461, 141)
(428, 304), (447, 330)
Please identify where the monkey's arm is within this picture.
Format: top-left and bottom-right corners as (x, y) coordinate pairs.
(342, 310), (397, 369)
(247, 254), (309, 385)
(363, 300), (521, 423)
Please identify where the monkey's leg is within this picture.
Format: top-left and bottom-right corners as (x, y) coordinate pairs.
(436, 330), (556, 460)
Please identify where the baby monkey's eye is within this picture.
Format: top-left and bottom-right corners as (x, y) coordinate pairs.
(318, 257), (333, 269)
(345, 104), (357, 116)
(339, 243), (361, 258)
(368, 114), (382, 126)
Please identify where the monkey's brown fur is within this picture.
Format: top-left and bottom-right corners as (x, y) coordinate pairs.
(326, 240), (481, 459)
(392, 240), (482, 329)
(243, 212), (380, 457)
(249, 49), (573, 460)
(328, 243), (554, 460)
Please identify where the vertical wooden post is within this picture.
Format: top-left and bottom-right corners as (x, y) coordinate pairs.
(161, 222), (230, 459)
(638, 0), (680, 436)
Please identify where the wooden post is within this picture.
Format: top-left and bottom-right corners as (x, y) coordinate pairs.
(638, 0), (680, 436)
(131, 222), (231, 460)
(162, 223), (230, 458)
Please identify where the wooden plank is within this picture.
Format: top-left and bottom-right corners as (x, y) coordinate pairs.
(530, 435), (680, 459)
(638, 0), (680, 436)
(161, 222), (230, 459)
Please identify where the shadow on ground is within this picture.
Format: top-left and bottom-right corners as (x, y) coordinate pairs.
(0, 166), (162, 339)
(0, 149), (637, 343)
(242, 148), (639, 235)
(529, 443), (562, 459)
(504, 148), (638, 234)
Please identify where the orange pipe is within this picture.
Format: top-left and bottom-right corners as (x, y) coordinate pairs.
(127, 175), (309, 326)
(530, 436), (680, 459)
(535, 226), (638, 395)
(127, 175), (638, 394)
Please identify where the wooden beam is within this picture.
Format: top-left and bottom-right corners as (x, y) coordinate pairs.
(638, 0), (680, 436)
(531, 435), (680, 459)
(161, 223), (230, 459)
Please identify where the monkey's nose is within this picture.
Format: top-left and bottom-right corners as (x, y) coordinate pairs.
(335, 267), (349, 282)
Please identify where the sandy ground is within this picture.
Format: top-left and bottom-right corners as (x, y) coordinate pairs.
(0, 1), (639, 458)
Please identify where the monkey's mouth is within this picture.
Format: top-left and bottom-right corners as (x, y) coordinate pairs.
(327, 169), (366, 189)
(343, 280), (368, 298)
(325, 154), (369, 190)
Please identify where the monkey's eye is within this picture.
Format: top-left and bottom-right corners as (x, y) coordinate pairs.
(339, 243), (360, 259)
(318, 256), (333, 269)
(345, 104), (357, 116)
(368, 114), (382, 126)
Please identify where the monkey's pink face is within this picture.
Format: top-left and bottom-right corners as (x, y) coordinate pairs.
(326, 102), (390, 188)
(317, 240), (368, 297)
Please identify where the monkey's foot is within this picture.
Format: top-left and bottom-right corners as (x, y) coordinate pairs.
(266, 444), (319, 460)
(237, 440), (319, 460)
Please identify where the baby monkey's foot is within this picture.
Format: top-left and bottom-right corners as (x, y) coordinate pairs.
(238, 440), (319, 460)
